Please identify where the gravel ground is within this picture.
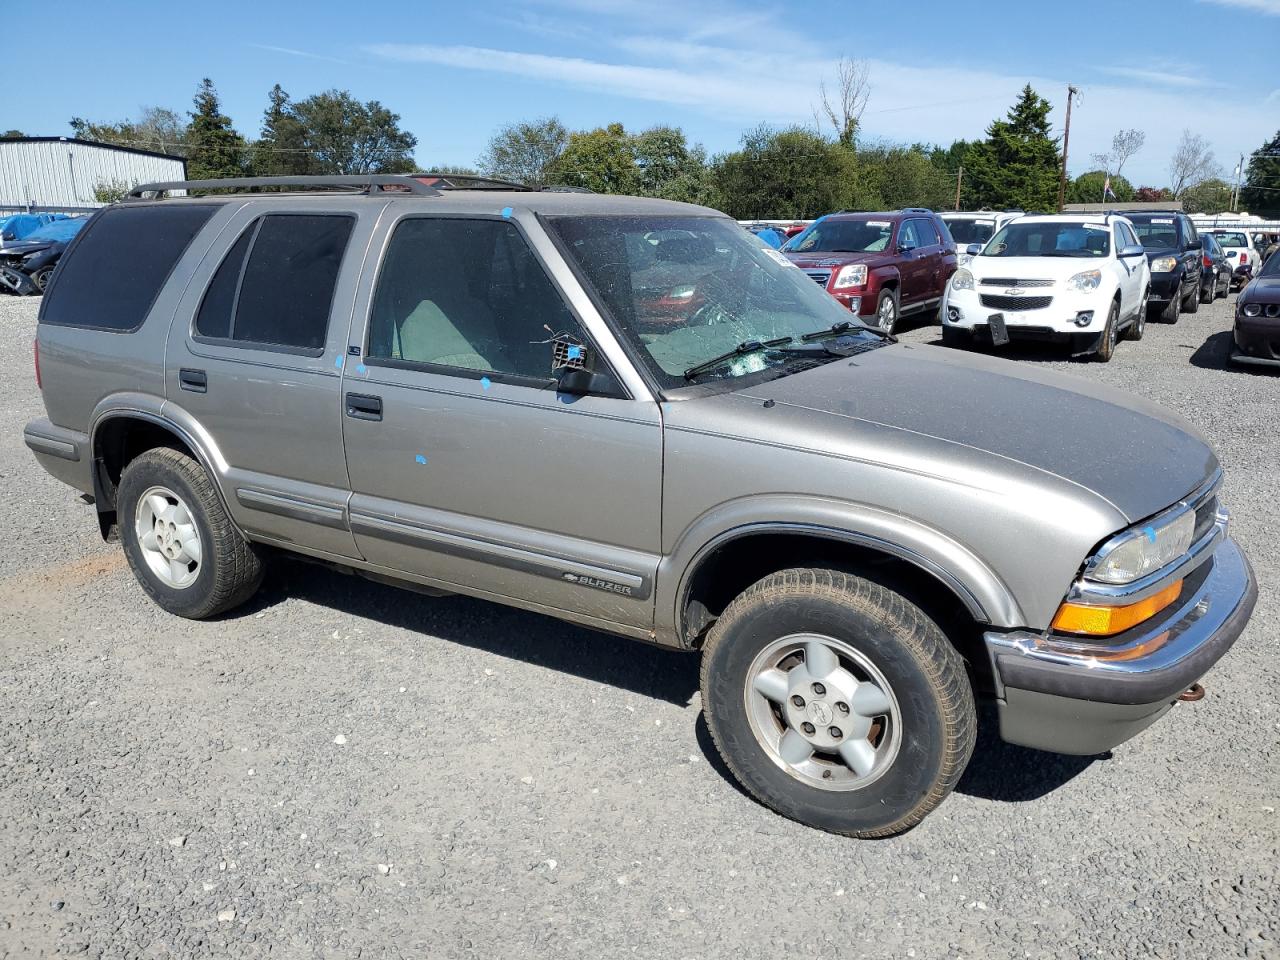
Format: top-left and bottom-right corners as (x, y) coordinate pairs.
(1, 291), (1277, 959)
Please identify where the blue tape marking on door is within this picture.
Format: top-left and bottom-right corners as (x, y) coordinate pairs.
(480, 376), (491, 390)
(415, 454), (428, 465)
(357, 364), (368, 375)
(334, 356), (344, 369)
(501, 206), (513, 218)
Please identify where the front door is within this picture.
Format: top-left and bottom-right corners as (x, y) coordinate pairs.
(166, 201), (373, 559)
(341, 211), (663, 631)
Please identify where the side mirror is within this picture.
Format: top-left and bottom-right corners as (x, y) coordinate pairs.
(1118, 243), (1145, 258)
(552, 340), (622, 397)
(1185, 239), (1202, 252)
(965, 243), (983, 257)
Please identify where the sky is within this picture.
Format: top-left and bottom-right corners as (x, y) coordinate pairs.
(6, 0), (1278, 189)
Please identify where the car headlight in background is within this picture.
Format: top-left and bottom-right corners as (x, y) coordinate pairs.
(1241, 302), (1262, 317)
(951, 267), (974, 291)
(1067, 269), (1102, 292)
(1150, 256), (1178, 273)
(1087, 509), (1196, 585)
(833, 263), (867, 289)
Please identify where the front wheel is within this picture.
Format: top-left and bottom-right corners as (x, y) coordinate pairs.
(30, 265), (54, 292)
(1125, 292), (1147, 341)
(1183, 279), (1200, 314)
(118, 447), (264, 619)
(1095, 300), (1119, 362)
(700, 568), (976, 837)
(874, 289), (899, 335)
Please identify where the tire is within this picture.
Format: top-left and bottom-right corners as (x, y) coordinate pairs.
(941, 325), (970, 349)
(1183, 279), (1200, 314)
(118, 447), (264, 619)
(874, 289), (899, 335)
(1200, 279), (1214, 305)
(1158, 293), (1180, 324)
(699, 568), (976, 838)
(1125, 292), (1147, 341)
(1215, 274), (1228, 299)
(30, 266), (54, 292)
(1095, 300), (1119, 362)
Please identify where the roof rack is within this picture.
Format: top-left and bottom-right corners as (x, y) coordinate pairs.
(901, 207), (933, 214)
(127, 175), (442, 199)
(410, 172), (534, 191)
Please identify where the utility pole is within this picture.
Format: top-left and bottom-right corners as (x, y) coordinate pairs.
(1231, 153), (1244, 213)
(954, 165), (963, 211)
(1057, 84), (1078, 214)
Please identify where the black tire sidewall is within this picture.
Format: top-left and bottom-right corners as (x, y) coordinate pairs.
(118, 453), (221, 618)
(704, 590), (954, 835)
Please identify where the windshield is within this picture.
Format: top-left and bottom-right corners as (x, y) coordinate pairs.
(1128, 219), (1181, 248)
(548, 215), (882, 388)
(983, 221), (1111, 258)
(943, 218), (996, 245)
(781, 218), (894, 254)
(1261, 250), (1280, 278)
(1210, 231), (1248, 248)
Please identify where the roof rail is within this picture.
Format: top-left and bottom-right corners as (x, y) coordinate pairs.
(410, 172), (534, 191)
(127, 175), (443, 200)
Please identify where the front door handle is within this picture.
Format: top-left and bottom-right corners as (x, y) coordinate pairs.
(345, 392), (383, 422)
(179, 368), (207, 393)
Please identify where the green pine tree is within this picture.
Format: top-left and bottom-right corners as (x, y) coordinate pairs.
(964, 85), (1061, 212)
(1239, 130), (1280, 217)
(186, 79), (246, 181)
(252, 84), (311, 177)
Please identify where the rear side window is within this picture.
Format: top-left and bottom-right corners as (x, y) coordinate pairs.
(40, 204), (217, 331)
(195, 214), (354, 352)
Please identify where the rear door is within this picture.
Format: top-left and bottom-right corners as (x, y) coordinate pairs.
(165, 200), (374, 559)
(341, 209), (663, 632)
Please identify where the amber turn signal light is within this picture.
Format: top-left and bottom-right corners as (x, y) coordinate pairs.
(1051, 580), (1184, 637)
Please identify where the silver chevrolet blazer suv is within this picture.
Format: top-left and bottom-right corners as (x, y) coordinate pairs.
(23, 175), (1258, 837)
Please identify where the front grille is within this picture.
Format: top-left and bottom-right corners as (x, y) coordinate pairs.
(980, 277), (1054, 287)
(804, 270), (831, 286)
(1193, 493), (1219, 543)
(980, 294), (1053, 311)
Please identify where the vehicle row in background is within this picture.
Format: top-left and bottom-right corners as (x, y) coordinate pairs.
(939, 211), (1024, 267)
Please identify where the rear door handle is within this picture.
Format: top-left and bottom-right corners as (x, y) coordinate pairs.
(179, 368), (207, 393)
(345, 392), (383, 422)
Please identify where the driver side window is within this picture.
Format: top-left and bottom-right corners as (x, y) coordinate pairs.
(366, 218), (585, 381)
(898, 221), (920, 249)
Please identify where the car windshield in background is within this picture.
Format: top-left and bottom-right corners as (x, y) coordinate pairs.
(984, 221), (1111, 258)
(548, 215), (880, 387)
(782, 219), (894, 254)
(1210, 232), (1248, 247)
(945, 219), (996, 245)
(1128, 220), (1180, 249)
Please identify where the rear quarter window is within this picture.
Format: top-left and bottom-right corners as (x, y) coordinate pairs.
(39, 204), (218, 332)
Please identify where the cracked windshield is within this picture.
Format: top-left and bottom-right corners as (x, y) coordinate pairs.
(549, 216), (879, 384)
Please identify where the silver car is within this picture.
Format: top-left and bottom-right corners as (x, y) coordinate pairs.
(24, 175), (1257, 837)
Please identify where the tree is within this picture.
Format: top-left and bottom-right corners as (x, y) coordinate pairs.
(93, 179), (134, 203)
(853, 143), (953, 210)
(70, 107), (189, 157)
(186, 79), (246, 180)
(1, 130), (24, 139)
(630, 126), (714, 204)
(814, 56), (870, 149)
(291, 90), (417, 175)
(1134, 185), (1174, 203)
(1168, 130), (1220, 198)
(545, 123), (638, 194)
(477, 117), (567, 188)
(1180, 178), (1233, 214)
(963, 85), (1061, 212)
(1239, 130), (1280, 216)
(930, 139), (976, 208)
(711, 125), (855, 220)
(251, 84), (311, 176)
(1108, 128), (1145, 178)
(1066, 170), (1135, 204)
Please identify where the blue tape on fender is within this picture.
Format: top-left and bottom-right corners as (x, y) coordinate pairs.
(501, 206), (513, 218)
(480, 376), (491, 390)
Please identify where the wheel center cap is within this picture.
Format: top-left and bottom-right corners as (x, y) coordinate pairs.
(808, 701), (832, 725)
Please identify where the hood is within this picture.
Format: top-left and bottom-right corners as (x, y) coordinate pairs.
(1142, 246), (1179, 260)
(1241, 276), (1280, 301)
(0, 239), (53, 257)
(785, 251), (882, 270)
(736, 343), (1217, 523)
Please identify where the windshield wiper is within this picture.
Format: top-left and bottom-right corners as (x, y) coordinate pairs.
(683, 336), (793, 380)
(801, 318), (895, 344)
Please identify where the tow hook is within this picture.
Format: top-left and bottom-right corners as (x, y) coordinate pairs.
(1178, 683), (1206, 703)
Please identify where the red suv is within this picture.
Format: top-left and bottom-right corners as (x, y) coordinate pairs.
(782, 209), (957, 333)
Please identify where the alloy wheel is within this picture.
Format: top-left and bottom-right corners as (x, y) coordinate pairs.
(134, 485), (203, 589)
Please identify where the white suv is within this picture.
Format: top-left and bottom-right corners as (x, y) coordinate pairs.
(939, 211), (1023, 267)
(941, 214), (1151, 362)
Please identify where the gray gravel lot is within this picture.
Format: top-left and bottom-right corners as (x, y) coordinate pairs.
(1, 291), (1277, 959)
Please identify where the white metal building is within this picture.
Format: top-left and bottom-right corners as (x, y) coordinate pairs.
(0, 137), (185, 213)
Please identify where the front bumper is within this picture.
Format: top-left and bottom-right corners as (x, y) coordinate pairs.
(1147, 271), (1182, 303)
(944, 286), (1108, 337)
(1232, 315), (1280, 366)
(984, 536), (1256, 755)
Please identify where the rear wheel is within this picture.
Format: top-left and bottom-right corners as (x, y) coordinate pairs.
(1215, 274), (1228, 299)
(700, 568), (976, 837)
(1200, 277), (1214, 304)
(118, 447), (264, 619)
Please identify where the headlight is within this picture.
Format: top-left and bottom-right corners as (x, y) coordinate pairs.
(833, 263), (867, 289)
(1087, 509), (1196, 584)
(1066, 269), (1102, 291)
(1241, 302), (1261, 317)
(956, 252), (972, 267)
(1151, 256), (1177, 273)
(951, 267), (974, 291)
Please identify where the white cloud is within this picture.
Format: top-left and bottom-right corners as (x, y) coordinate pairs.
(1094, 66), (1215, 88)
(1198, 0), (1280, 13)
(249, 43), (352, 66)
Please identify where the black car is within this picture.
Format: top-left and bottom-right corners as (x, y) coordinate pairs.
(1230, 249), (1280, 368)
(1124, 211), (1203, 322)
(1199, 232), (1233, 304)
